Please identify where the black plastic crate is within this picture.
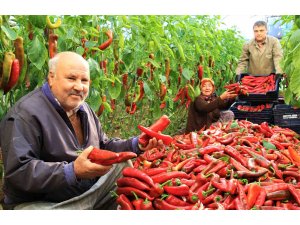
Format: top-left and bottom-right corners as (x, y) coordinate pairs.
(276, 125), (300, 135)
(238, 73), (281, 103)
(273, 104), (300, 127)
(230, 101), (274, 125)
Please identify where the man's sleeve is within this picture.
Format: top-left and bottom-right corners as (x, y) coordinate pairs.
(273, 38), (284, 74)
(235, 43), (249, 75)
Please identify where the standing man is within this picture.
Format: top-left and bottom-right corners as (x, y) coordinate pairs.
(235, 20), (284, 77)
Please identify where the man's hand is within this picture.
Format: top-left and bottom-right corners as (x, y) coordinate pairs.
(138, 137), (164, 152)
(74, 146), (112, 179)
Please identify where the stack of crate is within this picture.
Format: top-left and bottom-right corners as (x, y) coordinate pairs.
(230, 73), (281, 125)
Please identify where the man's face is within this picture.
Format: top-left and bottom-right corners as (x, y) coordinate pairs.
(253, 25), (267, 42)
(48, 54), (90, 112)
(201, 82), (214, 96)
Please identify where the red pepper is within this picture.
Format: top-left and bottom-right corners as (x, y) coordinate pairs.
(101, 151), (137, 165)
(87, 147), (119, 164)
(153, 198), (197, 210)
(264, 183), (289, 194)
(197, 65), (203, 80)
(236, 168), (268, 178)
(163, 184), (190, 196)
(224, 145), (248, 167)
(143, 167), (168, 176)
(236, 182), (247, 210)
(198, 145), (222, 155)
(140, 198), (154, 210)
(117, 177), (151, 191)
(48, 33), (58, 59)
(122, 167), (155, 187)
(287, 146), (300, 166)
(117, 187), (154, 201)
(151, 171), (190, 184)
(246, 183), (262, 209)
(3, 59), (20, 94)
(149, 183), (164, 198)
(165, 194), (191, 206)
(131, 192), (144, 210)
(116, 194), (134, 210)
(99, 30), (113, 50)
(174, 142), (195, 150)
(288, 184), (300, 205)
(137, 124), (173, 145)
(138, 115), (171, 146)
(266, 190), (290, 201)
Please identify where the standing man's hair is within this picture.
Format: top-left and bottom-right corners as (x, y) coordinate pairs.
(253, 21), (268, 29)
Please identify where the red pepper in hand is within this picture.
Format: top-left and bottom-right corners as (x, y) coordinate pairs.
(137, 124), (173, 145)
(139, 115), (171, 146)
(102, 151), (137, 165)
(87, 147), (119, 164)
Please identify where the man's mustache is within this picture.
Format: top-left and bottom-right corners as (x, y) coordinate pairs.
(69, 91), (84, 99)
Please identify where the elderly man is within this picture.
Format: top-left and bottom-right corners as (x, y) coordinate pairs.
(235, 20), (284, 77)
(0, 51), (158, 209)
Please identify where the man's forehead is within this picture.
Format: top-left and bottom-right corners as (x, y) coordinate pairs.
(254, 26), (267, 31)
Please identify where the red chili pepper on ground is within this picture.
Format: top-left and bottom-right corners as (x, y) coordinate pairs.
(151, 171), (190, 184)
(140, 198), (154, 210)
(117, 177), (151, 191)
(287, 146), (300, 166)
(266, 190), (290, 201)
(165, 194), (192, 206)
(117, 187), (154, 201)
(254, 188), (266, 208)
(153, 199), (197, 210)
(122, 167), (155, 187)
(246, 183), (262, 209)
(288, 184), (300, 205)
(163, 184), (190, 196)
(116, 194), (134, 210)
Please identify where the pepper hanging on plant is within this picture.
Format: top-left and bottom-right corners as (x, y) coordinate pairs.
(48, 33), (58, 59)
(46, 16), (61, 29)
(99, 30), (113, 51)
(0, 52), (15, 90)
(3, 59), (20, 94)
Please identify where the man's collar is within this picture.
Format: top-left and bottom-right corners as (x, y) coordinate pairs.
(41, 82), (84, 116)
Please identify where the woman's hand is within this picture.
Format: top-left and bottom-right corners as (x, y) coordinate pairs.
(220, 90), (238, 100)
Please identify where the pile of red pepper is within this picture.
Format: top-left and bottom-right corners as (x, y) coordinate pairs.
(224, 83), (249, 96)
(115, 119), (300, 210)
(241, 74), (276, 94)
(237, 103), (272, 112)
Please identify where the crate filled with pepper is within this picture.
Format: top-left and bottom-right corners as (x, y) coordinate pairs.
(273, 104), (300, 134)
(230, 101), (274, 125)
(237, 73), (281, 103)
